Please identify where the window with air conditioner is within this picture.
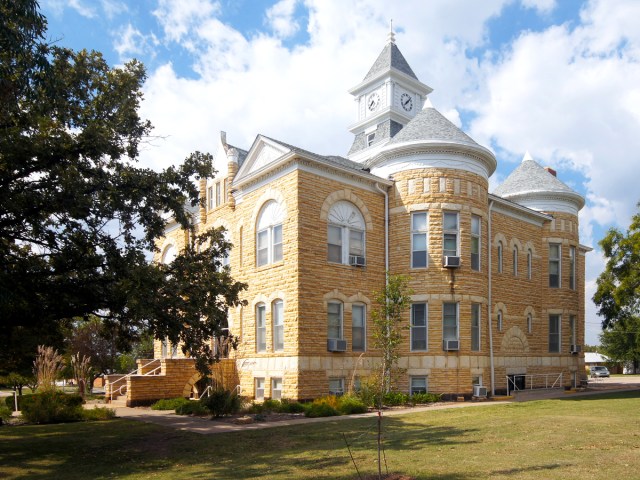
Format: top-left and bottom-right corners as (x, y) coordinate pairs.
(443, 212), (459, 258)
(327, 301), (343, 342)
(442, 302), (458, 349)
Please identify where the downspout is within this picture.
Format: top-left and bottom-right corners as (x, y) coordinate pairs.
(374, 183), (389, 277)
(488, 200), (495, 396)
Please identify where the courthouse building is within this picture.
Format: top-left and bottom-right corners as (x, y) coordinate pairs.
(112, 31), (589, 405)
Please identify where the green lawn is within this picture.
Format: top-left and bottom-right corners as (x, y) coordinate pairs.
(1, 391), (639, 479)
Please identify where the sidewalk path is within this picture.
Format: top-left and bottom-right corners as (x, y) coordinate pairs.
(108, 384), (640, 435)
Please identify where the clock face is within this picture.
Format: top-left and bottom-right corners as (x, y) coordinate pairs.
(401, 93), (413, 112)
(367, 92), (380, 111)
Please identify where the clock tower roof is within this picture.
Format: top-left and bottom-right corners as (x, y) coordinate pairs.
(362, 38), (419, 84)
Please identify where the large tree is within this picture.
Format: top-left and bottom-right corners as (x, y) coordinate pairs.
(0, 1), (246, 375)
(593, 204), (640, 327)
(593, 203), (640, 371)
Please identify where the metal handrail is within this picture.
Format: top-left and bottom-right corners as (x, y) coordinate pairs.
(199, 384), (241, 399)
(108, 358), (161, 402)
(506, 373), (563, 396)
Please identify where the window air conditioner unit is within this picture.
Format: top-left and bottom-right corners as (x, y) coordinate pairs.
(443, 339), (459, 351)
(327, 338), (347, 352)
(570, 344), (582, 354)
(349, 255), (366, 267)
(443, 256), (460, 268)
(473, 385), (488, 398)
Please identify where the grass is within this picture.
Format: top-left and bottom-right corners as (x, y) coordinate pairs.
(1, 391), (639, 479)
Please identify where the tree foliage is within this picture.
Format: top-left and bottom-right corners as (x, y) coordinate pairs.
(593, 204), (640, 329)
(599, 317), (640, 371)
(0, 1), (246, 376)
(371, 273), (412, 395)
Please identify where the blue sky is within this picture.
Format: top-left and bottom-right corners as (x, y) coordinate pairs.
(40, 0), (640, 344)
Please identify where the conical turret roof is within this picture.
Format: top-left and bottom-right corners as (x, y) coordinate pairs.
(493, 153), (584, 212)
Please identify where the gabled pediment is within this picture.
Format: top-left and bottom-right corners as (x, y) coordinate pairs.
(234, 135), (291, 181)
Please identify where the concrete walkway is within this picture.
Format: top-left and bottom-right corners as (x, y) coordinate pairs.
(107, 380), (640, 435)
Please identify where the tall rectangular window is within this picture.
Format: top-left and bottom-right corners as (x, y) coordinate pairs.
(471, 215), (480, 271)
(569, 246), (576, 290)
(410, 303), (428, 351)
(549, 243), (561, 288)
(549, 314), (561, 353)
(527, 249), (532, 280)
(443, 212), (459, 257)
(352, 304), (366, 351)
(513, 245), (518, 276)
(215, 181), (222, 207)
(327, 225), (342, 263)
(411, 212), (428, 268)
(327, 302), (343, 340)
(272, 300), (284, 352)
(271, 378), (282, 400)
(273, 224), (283, 262)
(471, 303), (481, 351)
(257, 229), (269, 267)
(256, 304), (266, 352)
(497, 242), (503, 273)
(208, 186), (214, 209)
(255, 377), (265, 400)
(442, 302), (458, 342)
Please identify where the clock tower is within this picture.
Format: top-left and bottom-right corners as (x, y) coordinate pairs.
(347, 29), (433, 162)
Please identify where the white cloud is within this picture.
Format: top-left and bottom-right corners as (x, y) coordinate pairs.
(42, 0), (97, 18)
(100, 0), (128, 18)
(113, 24), (158, 60)
(520, 0), (556, 14)
(152, 0), (221, 45)
(265, 0), (300, 39)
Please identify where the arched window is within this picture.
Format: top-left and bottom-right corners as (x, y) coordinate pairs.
(327, 201), (365, 265)
(527, 313), (533, 334)
(272, 300), (284, 352)
(527, 249), (533, 280)
(352, 303), (366, 351)
(220, 230), (230, 269)
(162, 244), (176, 264)
(497, 242), (503, 273)
(256, 201), (284, 267)
(327, 301), (343, 340)
(513, 245), (518, 276)
(497, 310), (503, 332)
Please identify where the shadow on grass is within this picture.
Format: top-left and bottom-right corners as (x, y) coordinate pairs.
(554, 389), (640, 403)
(491, 462), (569, 476)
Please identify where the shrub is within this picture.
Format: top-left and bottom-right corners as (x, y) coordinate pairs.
(409, 393), (441, 404)
(337, 395), (368, 415)
(278, 399), (306, 413)
(261, 398), (281, 412)
(5, 393), (35, 410)
(175, 401), (209, 416)
(0, 405), (12, 425)
(151, 397), (190, 411)
(244, 401), (264, 414)
(200, 389), (241, 417)
(82, 407), (116, 421)
(20, 392), (84, 424)
(383, 391), (409, 406)
(304, 402), (339, 418)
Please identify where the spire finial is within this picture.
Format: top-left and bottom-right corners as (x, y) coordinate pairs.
(387, 19), (395, 44)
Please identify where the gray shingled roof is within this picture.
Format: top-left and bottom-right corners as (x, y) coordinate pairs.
(228, 144), (248, 167)
(363, 42), (418, 83)
(263, 136), (368, 172)
(389, 105), (480, 146)
(493, 157), (583, 201)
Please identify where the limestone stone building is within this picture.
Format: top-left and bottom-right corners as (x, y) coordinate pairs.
(115, 32), (589, 405)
